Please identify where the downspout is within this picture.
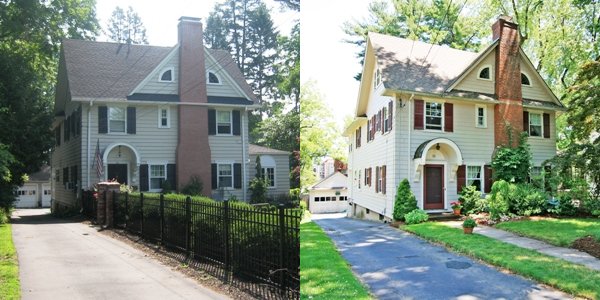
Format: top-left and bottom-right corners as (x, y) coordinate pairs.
(407, 93), (414, 181)
(86, 100), (93, 190)
(242, 107), (248, 201)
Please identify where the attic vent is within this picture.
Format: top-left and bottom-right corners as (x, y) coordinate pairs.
(207, 71), (220, 84)
(478, 67), (490, 79)
(159, 68), (173, 82)
(521, 73), (531, 86)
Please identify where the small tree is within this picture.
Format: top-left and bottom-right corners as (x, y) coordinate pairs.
(249, 155), (269, 204)
(393, 179), (418, 221)
(491, 131), (532, 183)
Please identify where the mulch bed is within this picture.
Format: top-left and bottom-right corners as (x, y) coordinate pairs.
(572, 236), (600, 259)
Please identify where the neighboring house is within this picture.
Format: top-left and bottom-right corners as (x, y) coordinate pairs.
(308, 171), (348, 214)
(51, 17), (264, 211)
(315, 157), (348, 180)
(15, 165), (51, 208)
(248, 144), (291, 199)
(344, 16), (564, 222)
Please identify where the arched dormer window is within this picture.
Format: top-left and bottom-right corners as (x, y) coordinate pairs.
(521, 73), (531, 86)
(159, 68), (174, 82)
(207, 71), (220, 84)
(478, 66), (492, 80)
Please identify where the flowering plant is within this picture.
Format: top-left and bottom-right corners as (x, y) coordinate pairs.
(450, 201), (462, 209)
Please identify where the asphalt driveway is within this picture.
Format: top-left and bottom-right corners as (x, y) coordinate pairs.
(313, 214), (572, 300)
(11, 209), (228, 300)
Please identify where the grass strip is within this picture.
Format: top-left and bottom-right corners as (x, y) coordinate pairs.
(0, 223), (20, 300)
(495, 218), (600, 247)
(300, 221), (371, 300)
(403, 222), (600, 299)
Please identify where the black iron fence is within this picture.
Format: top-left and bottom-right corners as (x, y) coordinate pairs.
(101, 191), (300, 299)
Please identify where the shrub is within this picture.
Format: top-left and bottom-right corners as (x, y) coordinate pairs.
(404, 209), (428, 225)
(249, 177), (269, 204)
(488, 180), (512, 220)
(161, 179), (173, 194)
(0, 209), (8, 224)
(393, 179), (417, 221)
(462, 218), (477, 228)
(458, 185), (481, 215)
(181, 175), (203, 196)
(547, 193), (579, 216)
(511, 184), (546, 216)
(491, 131), (532, 183)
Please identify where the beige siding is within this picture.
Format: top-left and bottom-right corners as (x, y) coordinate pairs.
(454, 51), (495, 94)
(526, 110), (557, 165)
(249, 153), (291, 198)
(135, 48), (179, 95)
(520, 61), (555, 101)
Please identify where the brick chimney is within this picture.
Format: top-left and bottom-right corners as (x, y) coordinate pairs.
(176, 17), (212, 196)
(493, 16), (523, 147)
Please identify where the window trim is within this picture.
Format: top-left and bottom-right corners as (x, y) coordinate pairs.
(466, 165), (483, 192)
(521, 72), (532, 87)
(157, 106), (170, 129)
(108, 106), (127, 134)
(216, 110), (233, 135)
(207, 70), (222, 85)
(477, 65), (493, 81)
(262, 167), (276, 188)
(424, 101), (444, 131)
(148, 163), (167, 192)
(217, 163), (234, 189)
(528, 111), (543, 137)
(475, 105), (487, 128)
(373, 67), (381, 89)
(158, 67), (175, 82)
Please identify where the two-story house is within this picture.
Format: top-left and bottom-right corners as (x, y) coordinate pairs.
(344, 16), (565, 221)
(51, 17), (289, 212)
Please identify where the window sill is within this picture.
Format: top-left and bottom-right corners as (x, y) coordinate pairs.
(475, 125), (487, 129)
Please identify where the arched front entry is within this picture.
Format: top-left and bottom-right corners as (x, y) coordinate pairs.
(413, 138), (464, 210)
(102, 143), (141, 187)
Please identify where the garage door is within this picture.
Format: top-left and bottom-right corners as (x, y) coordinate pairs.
(42, 184), (51, 207)
(16, 186), (38, 208)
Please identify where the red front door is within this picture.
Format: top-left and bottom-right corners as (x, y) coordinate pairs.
(424, 164), (444, 209)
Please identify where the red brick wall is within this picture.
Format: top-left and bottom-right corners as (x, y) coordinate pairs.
(176, 17), (212, 196)
(493, 17), (523, 147)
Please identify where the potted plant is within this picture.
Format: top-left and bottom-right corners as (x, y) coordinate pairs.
(450, 201), (462, 215)
(462, 218), (477, 234)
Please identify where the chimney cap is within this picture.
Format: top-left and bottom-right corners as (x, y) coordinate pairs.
(179, 16), (202, 23)
(497, 15), (517, 24)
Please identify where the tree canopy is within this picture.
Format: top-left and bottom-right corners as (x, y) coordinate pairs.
(106, 6), (148, 44)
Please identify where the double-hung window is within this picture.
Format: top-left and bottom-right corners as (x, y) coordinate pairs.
(218, 164), (233, 188)
(425, 102), (443, 130)
(467, 166), (482, 191)
(217, 111), (232, 135)
(158, 107), (170, 128)
(529, 113), (542, 137)
(109, 107), (126, 133)
(150, 165), (166, 191)
(476, 106), (486, 128)
(263, 167), (275, 187)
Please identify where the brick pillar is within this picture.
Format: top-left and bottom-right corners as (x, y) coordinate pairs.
(493, 16), (523, 147)
(97, 182), (120, 227)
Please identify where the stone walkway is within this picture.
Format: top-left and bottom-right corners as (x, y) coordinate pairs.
(442, 221), (600, 271)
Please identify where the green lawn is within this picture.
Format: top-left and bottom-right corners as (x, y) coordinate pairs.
(300, 221), (371, 300)
(495, 218), (600, 247)
(0, 223), (20, 300)
(403, 222), (600, 299)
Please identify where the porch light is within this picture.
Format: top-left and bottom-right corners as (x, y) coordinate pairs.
(436, 143), (440, 150)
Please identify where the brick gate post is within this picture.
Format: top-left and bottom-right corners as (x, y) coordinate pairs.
(97, 182), (121, 227)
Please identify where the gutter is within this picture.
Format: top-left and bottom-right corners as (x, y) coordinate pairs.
(86, 100), (93, 190)
(242, 107), (248, 201)
(71, 97), (262, 110)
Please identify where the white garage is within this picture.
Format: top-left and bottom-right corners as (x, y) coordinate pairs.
(308, 172), (349, 214)
(15, 165), (51, 208)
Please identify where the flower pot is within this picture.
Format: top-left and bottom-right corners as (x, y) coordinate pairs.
(463, 227), (474, 234)
(390, 220), (402, 228)
(453, 208), (461, 216)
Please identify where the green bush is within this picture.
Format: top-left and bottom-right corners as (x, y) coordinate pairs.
(511, 184), (546, 216)
(488, 180), (512, 220)
(249, 177), (269, 204)
(458, 185), (481, 215)
(547, 193), (579, 216)
(491, 131), (532, 183)
(462, 218), (477, 228)
(393, 179), (417, 221)
(404, 209), (428, 225)
(181, 175), (203, 196)
(0, 209), (8, 224)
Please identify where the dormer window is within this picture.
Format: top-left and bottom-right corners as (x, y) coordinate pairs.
(478, 67), (491, 80)
(207, 71), (220, 84)
(521, 73), (531, 86)
(159, 68), (174, 82)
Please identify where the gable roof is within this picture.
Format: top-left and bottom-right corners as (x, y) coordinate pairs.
(310, 171), (348, 190)
(27, 165), (51, 182)
(249, 144), (290, 155)
(61, 39), (257, 103)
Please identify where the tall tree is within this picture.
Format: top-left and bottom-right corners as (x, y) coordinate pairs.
(106, 6), (148, 44)
(274, 0), (300, 11)
(0, 0), (98, 210)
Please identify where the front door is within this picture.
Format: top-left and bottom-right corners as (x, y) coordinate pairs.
(424, 164), (444, 209)
(107, 164), (128, 184)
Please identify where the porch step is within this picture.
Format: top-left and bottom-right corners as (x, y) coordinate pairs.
(427, 212), (462, 221)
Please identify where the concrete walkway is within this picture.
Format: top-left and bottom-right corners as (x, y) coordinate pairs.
(442, 221), (600, 271)
(313, 214), (571, 300)
(11, 209), (229, 300)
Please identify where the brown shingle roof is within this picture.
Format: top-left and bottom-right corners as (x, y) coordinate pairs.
(249, 144), (290, 155)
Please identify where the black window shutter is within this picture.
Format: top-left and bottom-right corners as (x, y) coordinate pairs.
(167, 164), (176, 190)
(139, 164), (149, 192)
(127, 107), (136, 134)
(484, 165), (493, 193)
(211, 163), (218, 189)
(414, 100), (424, 130)
(98, 106), (108, 134)
(444, 103), (453, 132)
(234, 163), (242, 189)
(56, 125), (61, 146)
(232, 110), (241, 136)
(523, 111), (529, 133)
(543, 113), (550, 138)
(63, 168), (68, 185)
(64, 117), (70, 141)
(208, 109), (216, 135)
(457, 165), (466, 194)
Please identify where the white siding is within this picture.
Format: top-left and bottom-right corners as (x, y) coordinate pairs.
(136, 48), (179, 95)
(454, 51), (495, 94)
(249, 153), (291, 199)
(520, 61), (555, 101)
(205, 52), (247, 99)
(308, 189), (349, 214)
(526, 111), (557, 165)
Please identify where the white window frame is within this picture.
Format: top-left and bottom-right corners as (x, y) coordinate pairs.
(108, 106), (126, 133)
(207, 70), (221, 85)
(475, 105), (487, 128)
(467, 165), (483, 192)
(424, 101), (444, 131)
(373, 67), (381, 88)
(216, 110), (232, 135)
(521, 72), (532, 87)
(382, 106), (389, 134)
(217, 163), (234, 189)
(157, 106), (170, 128)
(262, 167), (275, 188)
(528, 112), (543, 137)
(477, 65), (493, 81)
(377, 168), (383, 193)
(158, 67), (175, 82)
(149, 164), (167, 192)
